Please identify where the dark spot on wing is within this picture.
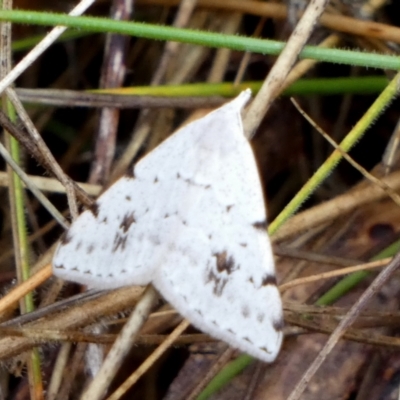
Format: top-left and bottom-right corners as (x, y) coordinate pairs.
(168, 243), (176, 252)
(112, 233), (128, 252)
(226, 205), (234, 212)
(108, 273), (114, 277)
(208, 234), (212, 240)
(87, 245), (94, 254)
(273, 317), (284, 332)
(61, 233), (72, 245)
(182, 220), (187, 226)
(243, 337), (253, 344)
(177, 174), (212, 189)
(121, 269), (127, 273)
(54, 264), (65, 269)
(227, 329), (234, 334)
(260, 346), (271, 354)
(119, 212), (136, 233)
(241, 306), (250, 318)
(257, 313), (265, 323)
(240, 243), (247, 247)
(84, 270), (91, 274)
(164, 213), (169, 218)
(253, 220), (267, 230)
(154, 176), (159, 183)
(89, 202), (100, 218)
(101, 217), (108, 224)
(125, 196), (131, 201)
(149, 235), (161, 246)
(214, 251), (236, 274)
(72, 267), (78, 271)
(76, 242), (82, 250)
(194, 309), (203, 317)
(261, 275), (277, 286)
(205, 269), (228, 297)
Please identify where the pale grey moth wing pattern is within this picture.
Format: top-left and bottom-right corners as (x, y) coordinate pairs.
(52, 89), (284, 362)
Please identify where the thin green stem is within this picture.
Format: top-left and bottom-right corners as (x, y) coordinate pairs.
(196, 355), (253, 400)
(0, 10), (399, 70)
(316, 238), (400, 306)
(101, 77), (388, 97)
(12, 29), (88, 52)
(269, 73), (400, 235)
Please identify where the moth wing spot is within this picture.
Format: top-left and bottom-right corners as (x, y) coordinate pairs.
(119, 212), (136, 233)
(205, 269), (228, 297)
(273, 317), (284, 332)
(260, 346), (272, 354)
(241, 306), (250, 318)
(261, 275), (277, 287)
(149, 235), (161, 246)
(213, 251), (236, 274)
(253, 220), (267, 230)
(168, 243), (176, 252)
(112, 233), (128, 252)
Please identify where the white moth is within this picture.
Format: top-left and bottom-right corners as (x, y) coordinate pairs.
(52, 90), (283, 362)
